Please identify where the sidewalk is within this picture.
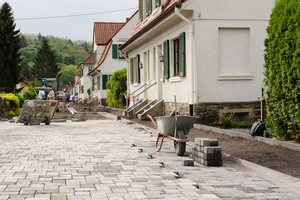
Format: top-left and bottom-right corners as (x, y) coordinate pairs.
(0, 113), (299, 199)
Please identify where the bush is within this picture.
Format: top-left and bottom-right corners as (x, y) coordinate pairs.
(15, 93), (24, 108)
(106, 68), (127, 108)
(263, 0), (300, 141)
(23, 81), (37, 100)
(0, 93), (21, 116)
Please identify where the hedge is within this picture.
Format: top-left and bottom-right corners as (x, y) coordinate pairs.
(263, 0), (300, 141)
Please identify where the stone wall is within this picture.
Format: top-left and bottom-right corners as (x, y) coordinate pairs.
(164, 101), (262, 124)
(194, 101), (261, 124)
(164, 102), (190, 116)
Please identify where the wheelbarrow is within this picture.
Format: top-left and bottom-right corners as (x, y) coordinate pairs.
(16, 74), (58, 125)
(16, 99), (58, 125)
(148, 96), (197, 156)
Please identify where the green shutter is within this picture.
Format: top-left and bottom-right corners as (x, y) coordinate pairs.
(179, 32), (186, 77)
(97, 76), (100, 89)
(112, 44), (118, 59)
(163, 40), (170, 79)
(136, 54), (140, 83)
(139, 0), (143, 21)
(102, 75), (108, 90)
(126, 52), (128, 58)
(130, 58), (133, 84)
(148, 0), (152, 15)
(156, 0), (160, 7)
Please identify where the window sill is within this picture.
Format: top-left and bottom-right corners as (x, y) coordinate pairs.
(217, 74), (253, 81)
(133, 83), (140, 87)
(169, 76), (182, 83)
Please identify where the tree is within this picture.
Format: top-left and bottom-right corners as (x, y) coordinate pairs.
(30, 38), (60, 81)
(0, 2), (22, 93)
(263, 0), (300, 141)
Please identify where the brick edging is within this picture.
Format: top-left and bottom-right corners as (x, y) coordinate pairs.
(194, 124), (300, 152)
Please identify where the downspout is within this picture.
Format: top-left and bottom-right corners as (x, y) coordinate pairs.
(174, 6), (195, 116)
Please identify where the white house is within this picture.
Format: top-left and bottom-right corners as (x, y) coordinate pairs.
(70, 70), (81, 99)
(77, 53), (93, 100)
(88, 12), (138, 105)
(120, 0), (274, 122)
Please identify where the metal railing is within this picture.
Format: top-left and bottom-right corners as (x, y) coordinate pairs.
(126, 81), (157, 117)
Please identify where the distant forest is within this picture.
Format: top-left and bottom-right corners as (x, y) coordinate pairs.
(19, 33), (92, 85)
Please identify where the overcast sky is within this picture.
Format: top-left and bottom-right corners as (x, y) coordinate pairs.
(4, 0), (138, 42)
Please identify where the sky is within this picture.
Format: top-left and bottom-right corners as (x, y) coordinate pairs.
(4, 0), (139, 42)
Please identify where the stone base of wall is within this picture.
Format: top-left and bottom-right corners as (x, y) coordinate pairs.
(164, 101), (261, 124)
(164, 102), (190, 116)
(100, 98), (107, 106)
(194, 101), (261, 124)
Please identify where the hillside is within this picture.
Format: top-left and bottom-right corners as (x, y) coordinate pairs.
(19, 33), (92, 85)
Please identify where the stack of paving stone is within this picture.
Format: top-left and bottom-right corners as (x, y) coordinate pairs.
(71, 112), (86, 122)
(190, 138), (222, 166)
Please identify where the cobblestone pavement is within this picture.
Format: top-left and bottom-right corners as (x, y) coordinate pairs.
(0, 114), (299, 200)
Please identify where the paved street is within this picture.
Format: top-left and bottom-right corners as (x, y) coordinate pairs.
(0, 113), (300, 200)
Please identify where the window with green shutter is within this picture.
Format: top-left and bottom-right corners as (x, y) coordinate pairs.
(130, 58), (134, 84)
(102, 75), (108, 90)
(139, 0), (143, 21)
(92, 79), (95, 91)
(156, 0), (160, 7)
(163, 40), (170, 79)
(136, 54), (141, 83)
(112, 44), (118, 59)
(97, 76), (100, 90)
(179, 32), (186, 77)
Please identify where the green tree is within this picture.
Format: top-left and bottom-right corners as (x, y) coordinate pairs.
(30, 38), (60, 82)
(106, 68), (127, 108)
(263, 0), (300, 141)
(58, 64), (77, 85)
(0, 2), (22, 93)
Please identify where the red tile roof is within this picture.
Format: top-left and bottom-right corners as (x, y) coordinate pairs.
(120, 0), (186, 50)
(82, 53), (94, 64)
(75, 71), (80, 76)
(93, 22), (125, 45)
(88, 40), (113, 75)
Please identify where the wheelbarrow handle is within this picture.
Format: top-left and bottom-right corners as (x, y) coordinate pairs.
(147, 115), (160, 132)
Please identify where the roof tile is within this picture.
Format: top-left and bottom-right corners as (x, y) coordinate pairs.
(93, 22), (125, 45)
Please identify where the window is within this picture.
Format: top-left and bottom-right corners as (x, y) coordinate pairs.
(163, 40), (170, 79)
(174, 39), (179, 76)
(139, 0), (160, 21)
(102, 75), (108, 90)
(97, 76), (100, 90)
(218, 28), (250, 79)
(163, 32), (186, 79)
(80, 69), (83, 77)
(93, 50), (97, 64)
(92, 79), (95, 91)
(130, 55), (141, 84)
(88, 67), (92, 72)
(112, 44), (126, 59)
(81, 85), (84, 93)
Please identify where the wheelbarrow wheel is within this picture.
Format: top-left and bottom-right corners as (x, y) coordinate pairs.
(24, 116), (30, 125)
(174, 130), (186, 156)
(45, 115), (51, 125)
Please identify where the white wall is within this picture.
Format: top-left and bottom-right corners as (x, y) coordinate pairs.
(185, 0), (274, 103)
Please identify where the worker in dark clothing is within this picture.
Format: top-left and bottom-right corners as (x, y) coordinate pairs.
(65, 92), (70, 104)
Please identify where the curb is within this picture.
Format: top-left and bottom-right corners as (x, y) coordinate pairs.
(194, 124), (300, 152)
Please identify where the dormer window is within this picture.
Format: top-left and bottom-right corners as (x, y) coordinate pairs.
(139, 0), (161, 21)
